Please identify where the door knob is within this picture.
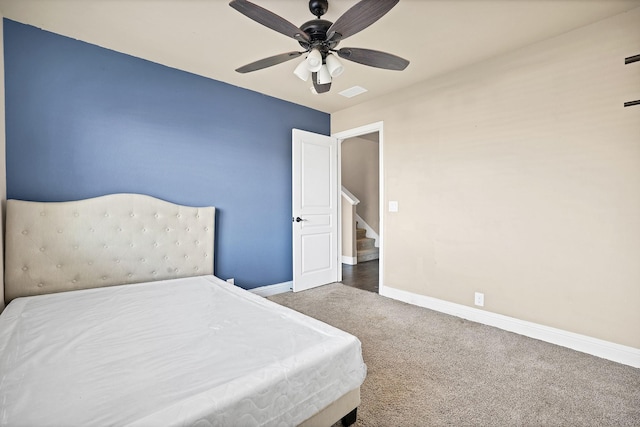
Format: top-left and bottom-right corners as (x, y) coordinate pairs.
(293, 217), (305, 222)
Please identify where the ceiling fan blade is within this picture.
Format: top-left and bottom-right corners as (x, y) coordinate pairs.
(236, 51), (303, 73)
(337, 47), (409, 71)
(312, 73), (332, 94)
(229, 0), (310, 43)
(327, 0), (399, 41)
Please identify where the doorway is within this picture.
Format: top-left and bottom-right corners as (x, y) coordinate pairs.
(334, 122), (384, 294)
(341, 259), (379, 293)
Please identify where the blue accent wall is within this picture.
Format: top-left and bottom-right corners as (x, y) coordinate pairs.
(3, 19), (330, 289)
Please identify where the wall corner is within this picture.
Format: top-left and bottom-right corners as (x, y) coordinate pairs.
(0, 16), (6, 312)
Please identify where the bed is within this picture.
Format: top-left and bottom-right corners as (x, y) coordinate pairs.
(0, 193), (366, 426)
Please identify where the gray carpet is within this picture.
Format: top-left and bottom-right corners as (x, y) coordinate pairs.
(268, 283), (640, 426)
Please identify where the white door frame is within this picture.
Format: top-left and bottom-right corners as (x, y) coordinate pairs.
(332, 121), (384, 291)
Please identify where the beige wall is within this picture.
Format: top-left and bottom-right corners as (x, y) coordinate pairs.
(332, 8), (640, 349)
(341, 136), (380, 233)
(0, 16), (6, 312)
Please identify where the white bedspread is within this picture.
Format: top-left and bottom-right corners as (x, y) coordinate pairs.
(0, 276), (366, 426)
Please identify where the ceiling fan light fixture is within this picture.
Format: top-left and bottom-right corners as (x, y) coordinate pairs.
(317, 64), (332, 85)
(306, 48), (323, 72)
(293, 60), (311, 81)
(325, 53), (344, 77)
(229, 0), (409, 94)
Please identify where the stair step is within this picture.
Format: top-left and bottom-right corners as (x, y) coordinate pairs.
(354, 226), (378, 262)
(357, 247), (379, 263)
(357, 237), (375, 251)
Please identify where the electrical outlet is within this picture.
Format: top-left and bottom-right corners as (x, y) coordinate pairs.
(226, 278), (234, 285)
(474, 292), (484, 307)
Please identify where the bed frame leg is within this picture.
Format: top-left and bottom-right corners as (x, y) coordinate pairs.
(341, 408), (357, 426)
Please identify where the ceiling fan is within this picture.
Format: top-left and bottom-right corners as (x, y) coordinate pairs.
(229, 0), (410, 94)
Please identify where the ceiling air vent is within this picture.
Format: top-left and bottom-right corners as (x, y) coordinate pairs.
(339, 86), (368, 98)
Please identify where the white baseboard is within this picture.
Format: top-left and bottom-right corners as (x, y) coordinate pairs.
(249, 281), (292, 297)
(355, 213), (379, 247)
(342, 256), (357, 265)
(380, 285), (640, 369)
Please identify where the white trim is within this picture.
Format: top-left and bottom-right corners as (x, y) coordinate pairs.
(341, 186), (360, 206)
(354, 213), (379, 248)
(341, 256), (357, 265)
(249, 281), (292, 297)
(333, 121), (384, 293)
(337, 134), (343, 283)
(380, 286), (640, 368)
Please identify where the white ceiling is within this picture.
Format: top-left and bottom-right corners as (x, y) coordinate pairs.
(0, 0), (638, 113)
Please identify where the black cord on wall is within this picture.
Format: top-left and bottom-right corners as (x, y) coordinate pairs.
(624, 54), (639, 107)
(624, 54), (640, 65)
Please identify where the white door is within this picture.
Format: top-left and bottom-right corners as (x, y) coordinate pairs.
(292, 129), (339, 292)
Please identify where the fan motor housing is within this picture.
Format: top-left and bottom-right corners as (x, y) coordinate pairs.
(299, 19), (339, 52)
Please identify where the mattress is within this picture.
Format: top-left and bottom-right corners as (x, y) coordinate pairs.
(0, 275), (366, 426)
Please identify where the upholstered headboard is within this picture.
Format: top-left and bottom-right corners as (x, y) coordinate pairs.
(4, 194), (215, 302)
